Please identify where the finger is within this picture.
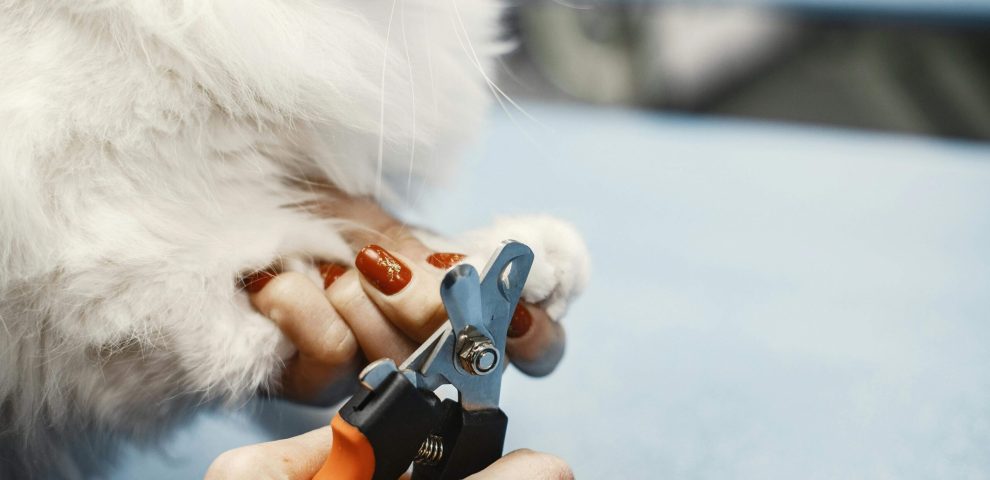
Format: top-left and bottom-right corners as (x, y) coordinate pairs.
(317, 262), (348, 289)
(205, 426), (332, 480)
(425, 251), (467, 270)
(249, 272), (359, 398)
(506, 303), (566, 377)
(250, 272), (358, 366)
(353, 245), (447, 342)
(325, 269), (418, 362)
(387, 225), (436, 263)
(465, 449), (574, 480)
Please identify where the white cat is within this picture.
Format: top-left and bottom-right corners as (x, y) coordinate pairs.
(0, 1), (589, 478)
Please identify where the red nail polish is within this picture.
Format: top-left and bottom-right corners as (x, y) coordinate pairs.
(318, 262), (348, 289)
(355, 245), (412, 295)
(240, 268), (278, 294)
(426, 252), (466, 269)
(507, 304), (533, 338)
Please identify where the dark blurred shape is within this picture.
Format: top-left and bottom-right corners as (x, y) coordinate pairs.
(505, 2), (990, 140)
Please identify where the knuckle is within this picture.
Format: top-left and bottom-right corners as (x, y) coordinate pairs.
(312, 330), (357, 365)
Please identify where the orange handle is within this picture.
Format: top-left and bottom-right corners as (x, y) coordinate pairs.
(312, 414), (376, 480)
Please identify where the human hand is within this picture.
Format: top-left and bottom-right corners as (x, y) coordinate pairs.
(204, 426), (573, 480)
(241, 197), (568, 404)
(325, 229), (567, 376)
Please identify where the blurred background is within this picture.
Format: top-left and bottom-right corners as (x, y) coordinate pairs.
(113, 2), (990, 478)
(504, 0), (990, 138)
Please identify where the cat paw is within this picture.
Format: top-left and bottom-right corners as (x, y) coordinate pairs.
(457, 215), (590, 321)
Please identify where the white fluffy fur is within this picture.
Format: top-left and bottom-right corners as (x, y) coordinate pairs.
(0, 1), (589, 478)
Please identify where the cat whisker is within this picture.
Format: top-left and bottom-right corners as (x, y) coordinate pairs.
(410, 30), (441, 207)
(376, 0), (400, 201)
(448, 0), (549, 152)
(450, 0), (549, 133)
(399, 0), (417, 204)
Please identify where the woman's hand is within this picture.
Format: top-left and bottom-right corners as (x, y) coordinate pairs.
(323, 195), (567, 376)
(242, 239), (565, 404)
(241, 267), (362, 403)
(326, 238), (566, 376)
(241, 195), (568, 404)
(204, 426), (573, 480)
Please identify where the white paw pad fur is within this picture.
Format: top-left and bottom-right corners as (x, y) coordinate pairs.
(459, 215), (590, 321)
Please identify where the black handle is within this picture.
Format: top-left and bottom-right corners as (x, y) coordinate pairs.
(411, 399), (508, 480)
(338, 372), (441, 480)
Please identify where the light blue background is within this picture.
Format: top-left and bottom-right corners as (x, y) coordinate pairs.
(113, 103), (990, 479)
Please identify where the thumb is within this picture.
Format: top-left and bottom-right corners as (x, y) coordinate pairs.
(466, 449), (574, 480)
(205, 426), (331, 480)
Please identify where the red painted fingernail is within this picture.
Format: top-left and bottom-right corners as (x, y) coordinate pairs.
(507, 304), (533, 338)
(355, 245), (412, 295)
(318, 262), (348, 289)
(426, 252), (466, 269)
(240, 268), (278, 294)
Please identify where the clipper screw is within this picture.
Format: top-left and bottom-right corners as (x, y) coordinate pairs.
(458, 333), (499, 376)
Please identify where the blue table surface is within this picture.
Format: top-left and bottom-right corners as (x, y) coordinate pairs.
(112, 103), (990, 479)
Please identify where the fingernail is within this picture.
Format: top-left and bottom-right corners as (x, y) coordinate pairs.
(426, 252), (466, 269)
(507, 304), (533, 338)
(355, 245), (412, 295)
(240, 268), (278, 294)
(318, 262), (348, 289)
